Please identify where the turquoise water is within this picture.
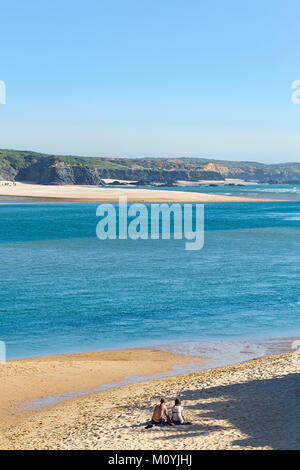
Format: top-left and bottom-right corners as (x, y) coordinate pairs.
(1, 199), (300, 361)
(139, 184), (300, 201)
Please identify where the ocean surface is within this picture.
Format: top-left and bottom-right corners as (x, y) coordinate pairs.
(1, 185), (300, 367)
(154, 183), (300, 201)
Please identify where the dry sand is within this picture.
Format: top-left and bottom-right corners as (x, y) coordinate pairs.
(0, 182), (269, 202)
(1, 352), (299, 450)
(0, 349), (199, 425)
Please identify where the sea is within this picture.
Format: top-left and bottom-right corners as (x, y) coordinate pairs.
(1, 184), (300, 369)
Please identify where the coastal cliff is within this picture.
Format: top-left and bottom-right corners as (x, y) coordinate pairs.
(1, 149), (300, 185)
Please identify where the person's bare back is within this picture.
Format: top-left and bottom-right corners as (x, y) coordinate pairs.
(152, 402), (168, 423)
(145, 397), (175, 428)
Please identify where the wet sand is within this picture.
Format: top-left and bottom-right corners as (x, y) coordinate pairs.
(0, 348), (201, 429)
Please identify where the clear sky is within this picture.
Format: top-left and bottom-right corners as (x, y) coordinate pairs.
(0, 0), (299, 162)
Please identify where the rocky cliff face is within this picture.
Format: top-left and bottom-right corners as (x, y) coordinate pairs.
(14, 158), (224, 184)
(0, 159), (19, 181)
(16, 160), (106, 185)
(1, 149), (300, 185)
(218, 166), (300, 184)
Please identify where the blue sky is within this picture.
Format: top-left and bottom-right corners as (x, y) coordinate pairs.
(0, 0), (299, 162)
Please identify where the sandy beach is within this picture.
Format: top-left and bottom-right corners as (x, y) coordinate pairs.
(0, 349), (199, 427)
(1, 351), (299, 450)
(0, 182), (270, 202)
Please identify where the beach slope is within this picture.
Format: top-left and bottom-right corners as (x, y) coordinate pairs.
(1, 353), (299, 450)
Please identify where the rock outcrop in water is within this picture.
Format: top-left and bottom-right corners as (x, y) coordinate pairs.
(1, 149), (300, 185)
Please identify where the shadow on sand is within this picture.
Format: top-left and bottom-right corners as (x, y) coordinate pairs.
(140, 373), (300, 449)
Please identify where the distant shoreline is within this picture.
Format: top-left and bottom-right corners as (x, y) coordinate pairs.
(1, 149), (300, 187)
(0, 182), (275, 203)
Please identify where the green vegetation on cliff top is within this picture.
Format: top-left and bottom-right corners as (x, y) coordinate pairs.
(1, 148), (300, 184)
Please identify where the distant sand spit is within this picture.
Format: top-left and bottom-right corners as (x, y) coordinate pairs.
(1, 352), (299, 449)
(0, 182), (272, 202)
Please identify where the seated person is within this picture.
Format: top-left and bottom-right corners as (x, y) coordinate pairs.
(150, 398), (173, 425)
(171, 398), (192, 425)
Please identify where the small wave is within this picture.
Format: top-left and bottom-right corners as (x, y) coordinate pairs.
(249, 187), (300, 194)
(264, 212), (300, 220)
